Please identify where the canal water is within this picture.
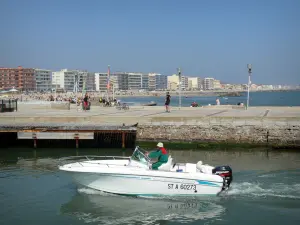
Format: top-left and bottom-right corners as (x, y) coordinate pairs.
(0, 148), (299, 225)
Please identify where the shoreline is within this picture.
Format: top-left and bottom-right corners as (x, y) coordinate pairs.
(113, 89), (300, 98)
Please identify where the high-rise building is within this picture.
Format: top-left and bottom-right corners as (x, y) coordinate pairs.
(0, 66), (35, 91)
(95, 73), (108, 92)
(197, 77), (203, 90)
(155, 74), (168, 90)
(167, 74), (179, 90)
(148, 73), (167, 90)
(203, 78), (214, 90)
(188, 77), (203, 90)
(128, 73), (143, 90)
(52, 69), (76, 92)
(148, 73), (157, 90)
(213, 79), (221, 89)
(188, 77), (197, 90)
(114, 72), (129, 90)
(34, 69), (52, 92)
(78, 71), (95, 91)
(181, 76), (189, 90)
(110, 74), (119, 90)
(95, 72), (127, 91)
(52, 69), (94, 92)
(141, 74), (149, 90)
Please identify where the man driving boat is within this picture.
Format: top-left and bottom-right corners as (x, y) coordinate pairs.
(147, 142), (169, 170)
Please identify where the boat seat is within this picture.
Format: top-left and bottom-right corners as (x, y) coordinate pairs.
(185, 163), (197, 173)
(196, 161), (214, 174)
(158, 156), (173, 171)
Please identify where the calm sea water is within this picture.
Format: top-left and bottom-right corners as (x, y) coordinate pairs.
(0, 148), (300, 225)
(117, 91), (300, 107)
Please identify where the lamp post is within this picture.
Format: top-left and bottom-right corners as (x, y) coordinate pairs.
(177, 68), (182, 109)
(246, 64), (252, 109)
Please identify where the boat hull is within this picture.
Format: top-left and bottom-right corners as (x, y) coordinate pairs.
(69, 172), (223, 196)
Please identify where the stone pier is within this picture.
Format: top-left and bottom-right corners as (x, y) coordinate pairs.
(0, 103), (299, 148)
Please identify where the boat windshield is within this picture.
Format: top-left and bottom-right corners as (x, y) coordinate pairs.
(131, 146), (150, 165)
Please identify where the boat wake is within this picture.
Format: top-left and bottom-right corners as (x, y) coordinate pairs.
(225, 182), (300, 200)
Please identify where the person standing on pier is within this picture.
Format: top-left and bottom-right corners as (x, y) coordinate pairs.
(165, 92), (171, 113)
(83, 93), (89, 111)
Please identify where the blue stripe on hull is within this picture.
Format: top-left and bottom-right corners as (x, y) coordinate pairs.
(94, 174), (222, 187)
(197, 180), (221, 187)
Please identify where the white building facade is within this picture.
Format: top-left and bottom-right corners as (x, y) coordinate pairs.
(203, 77), (215, 90)
(52, 69), (95, 92)
(34, 69), (52, 92)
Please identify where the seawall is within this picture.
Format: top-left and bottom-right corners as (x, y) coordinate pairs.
(0, 103), (299, 148)
(137, 120), (300, 147)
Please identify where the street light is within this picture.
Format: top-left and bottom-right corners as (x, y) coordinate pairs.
(177, 68), (182, 109)
(246, 64), (252, 109)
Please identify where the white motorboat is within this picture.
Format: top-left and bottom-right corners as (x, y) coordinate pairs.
(58, 146), (233, 197)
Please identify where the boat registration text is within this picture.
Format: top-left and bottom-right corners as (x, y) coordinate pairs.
(168, 184), (197, 191)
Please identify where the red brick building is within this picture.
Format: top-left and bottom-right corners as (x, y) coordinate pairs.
(0, 66), (36, 91)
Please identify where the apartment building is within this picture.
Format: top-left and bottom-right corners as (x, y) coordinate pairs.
(188, 77), (203, 90)
(52, 69), (95, 92)
(167, 74), (179, 90)
(197, 77), (203, 90)
(114, 72), (129, 90)
(52, 69), (74, 92)
(148, 73), (167, 90)
(34, 69), (52, 91)
(78, 71), (95, 91)
(141, 74), (149, 90)
(155, 74), (168, 90)
(181, 76), (189, 90)
(148, 73), (157, 90)
(213, 79), (221, 89)
(128, 73), (142, 90)
(95, 73), (109, 91)
(203, 77), (214, 90)
(0, 66), (35, 91)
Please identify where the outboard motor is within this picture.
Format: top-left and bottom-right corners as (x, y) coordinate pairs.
(212, 165), (233, 190)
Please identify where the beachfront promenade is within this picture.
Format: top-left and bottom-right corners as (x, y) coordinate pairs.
(0, 104), (299, 124)
(0, 103), (299, 147)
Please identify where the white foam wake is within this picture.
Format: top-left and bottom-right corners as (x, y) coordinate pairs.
(226, 182), (300, 199)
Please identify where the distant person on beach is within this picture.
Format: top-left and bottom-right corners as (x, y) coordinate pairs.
(165, 92), (171, 112)
(216, 98), (220, 105)
(83, 93), (89, 111)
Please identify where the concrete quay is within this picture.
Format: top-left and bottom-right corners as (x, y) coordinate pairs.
(0, 104), (299, 148)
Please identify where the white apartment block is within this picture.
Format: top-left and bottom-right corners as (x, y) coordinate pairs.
(188, 77), (197, 89)
(95, 73), (108, 92)
(181, 76), (189, 90)
(52, 69), (95, 92)
(148, 73), (157, 91)
(95, 73), (120, 92)
(34, 69), (52, 91)
(203, 77), (215, 90)
(213, 79), (221, 89)
(128, 73), (149, 90)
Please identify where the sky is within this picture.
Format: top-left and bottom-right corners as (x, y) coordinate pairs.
(0, 0), (299, 85)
